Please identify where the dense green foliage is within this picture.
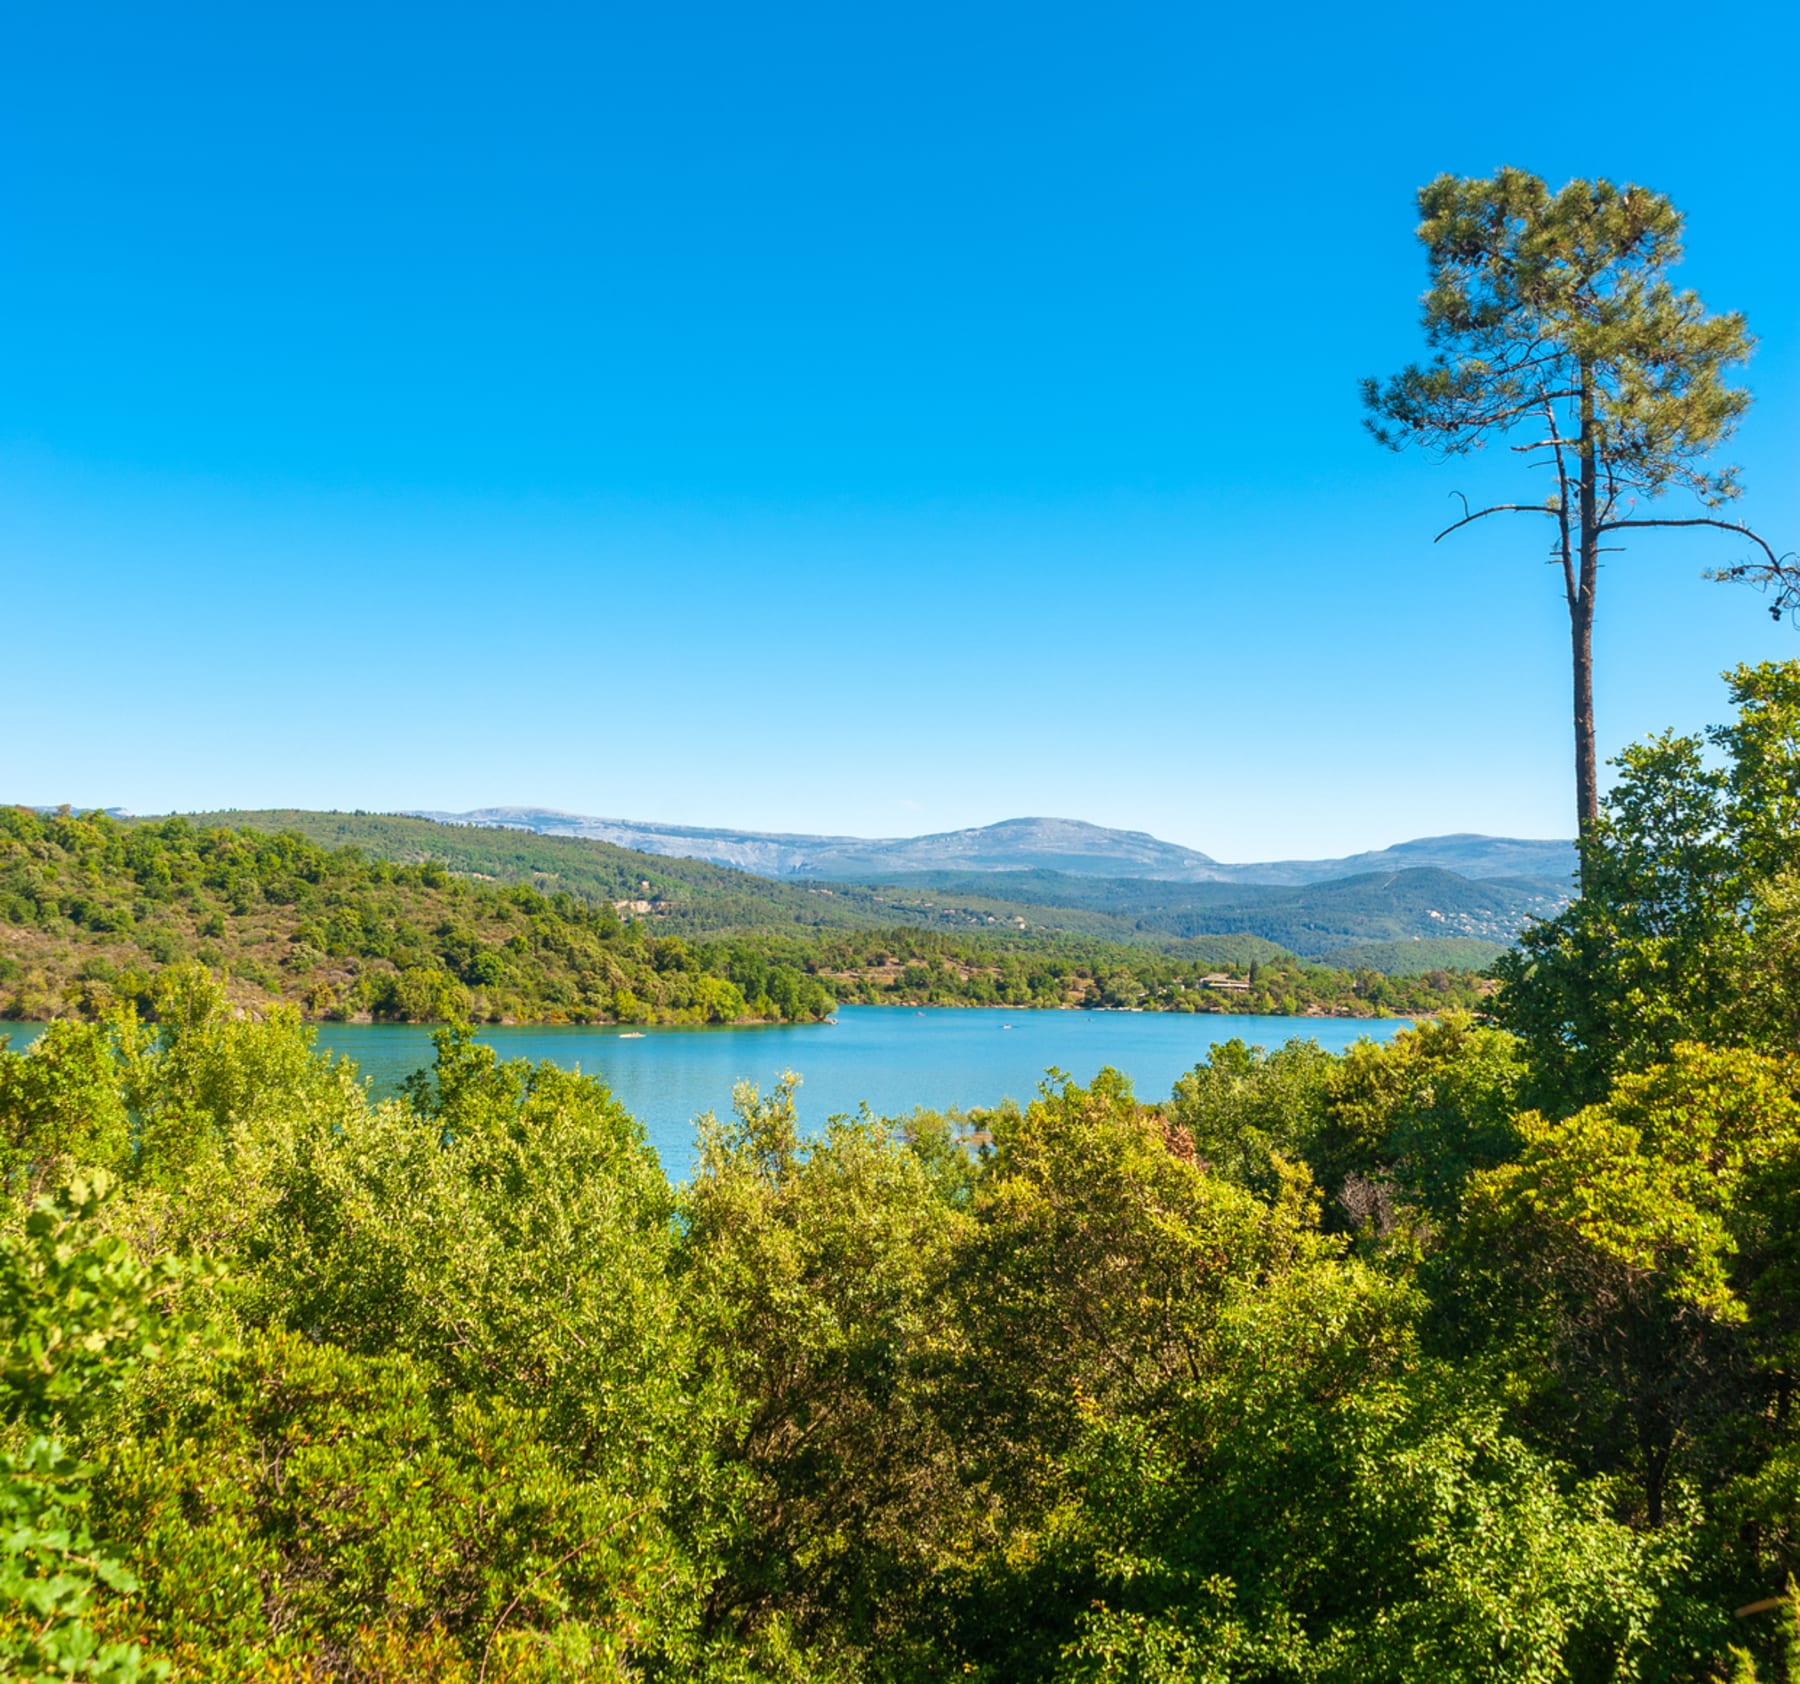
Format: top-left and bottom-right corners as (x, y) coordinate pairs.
(2, 809), (1487, 1025)
(1497, 662), (1800, 1112)
(6, 666), (1800, 1680)
(0, 808), (836, 1027)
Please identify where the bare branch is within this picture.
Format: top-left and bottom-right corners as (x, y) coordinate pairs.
(1595, 516), (1784, 568)
(1435, 497), (1560, 543)
(1598, 515), (1800, 622)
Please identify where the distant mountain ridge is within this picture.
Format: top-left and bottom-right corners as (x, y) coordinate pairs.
(141, 810), (1569, 968)
(1228, 834), (1579, 887)
(407, 809), (1578, 888)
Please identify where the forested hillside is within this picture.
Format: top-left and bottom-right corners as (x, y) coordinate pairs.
(183, 809), (908, 933)
(7, 660), (1800, 1680)
(1307, 935), (1506, 972)
(183, 809), (1535, 967)
(0, 809), (835, 1026)
(0, 809), (1485, 1023)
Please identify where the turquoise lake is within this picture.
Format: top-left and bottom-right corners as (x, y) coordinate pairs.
(2, 1006), (1410, 1180)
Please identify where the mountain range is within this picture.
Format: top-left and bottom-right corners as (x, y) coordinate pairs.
(406, 809), (1578, 889)
(109, 809), (1575, 972)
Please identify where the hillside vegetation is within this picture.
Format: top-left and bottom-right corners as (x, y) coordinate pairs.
(1309, 935), (1508, 973)
(185, 809), (907, 933)
(3, 809), (1487, 1022)
(0, 808), (834, 1026)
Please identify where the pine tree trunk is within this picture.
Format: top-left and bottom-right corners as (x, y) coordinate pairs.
(1574, 376), (1601, 842)
(1571, 591), (1598, 834)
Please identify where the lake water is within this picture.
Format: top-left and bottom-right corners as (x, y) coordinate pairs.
(2, 1006), (1409, 1180)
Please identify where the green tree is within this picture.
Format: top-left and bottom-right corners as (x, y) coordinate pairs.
(259, 1026), (703, 1496)
(93, 1009), (736, 1676)
(1364, 169), (1785, 831)
(1315, 1013), (1525, 1223)
(100, 1330), (668, 1682)
(1496, 661), (1800, 1113)
(0, 1172), (199, 1681)
(1164, 1035), (1334, 1195)
(677, 1076), (975, 1660)
(954, 1069), (1331, 1527)
(1048, 1384), (1683, 1684)
(0, 1021), (133, 1201)
(1466, 1044), (1800, 1530)
(943, 1072), (1685, 1682)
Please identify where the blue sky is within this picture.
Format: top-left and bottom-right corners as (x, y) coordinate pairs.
(5, 0), (1797, 859)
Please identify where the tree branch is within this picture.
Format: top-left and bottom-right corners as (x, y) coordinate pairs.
(1594, 516), (1783, 568)
(1597, 516), (1799, 621)
(1434, 496), (1560, 543)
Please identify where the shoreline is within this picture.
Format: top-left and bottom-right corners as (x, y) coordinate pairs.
(3, 997), (1429, 1039)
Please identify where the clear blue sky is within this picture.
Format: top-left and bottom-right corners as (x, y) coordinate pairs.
(5, 0), (1797, 859)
